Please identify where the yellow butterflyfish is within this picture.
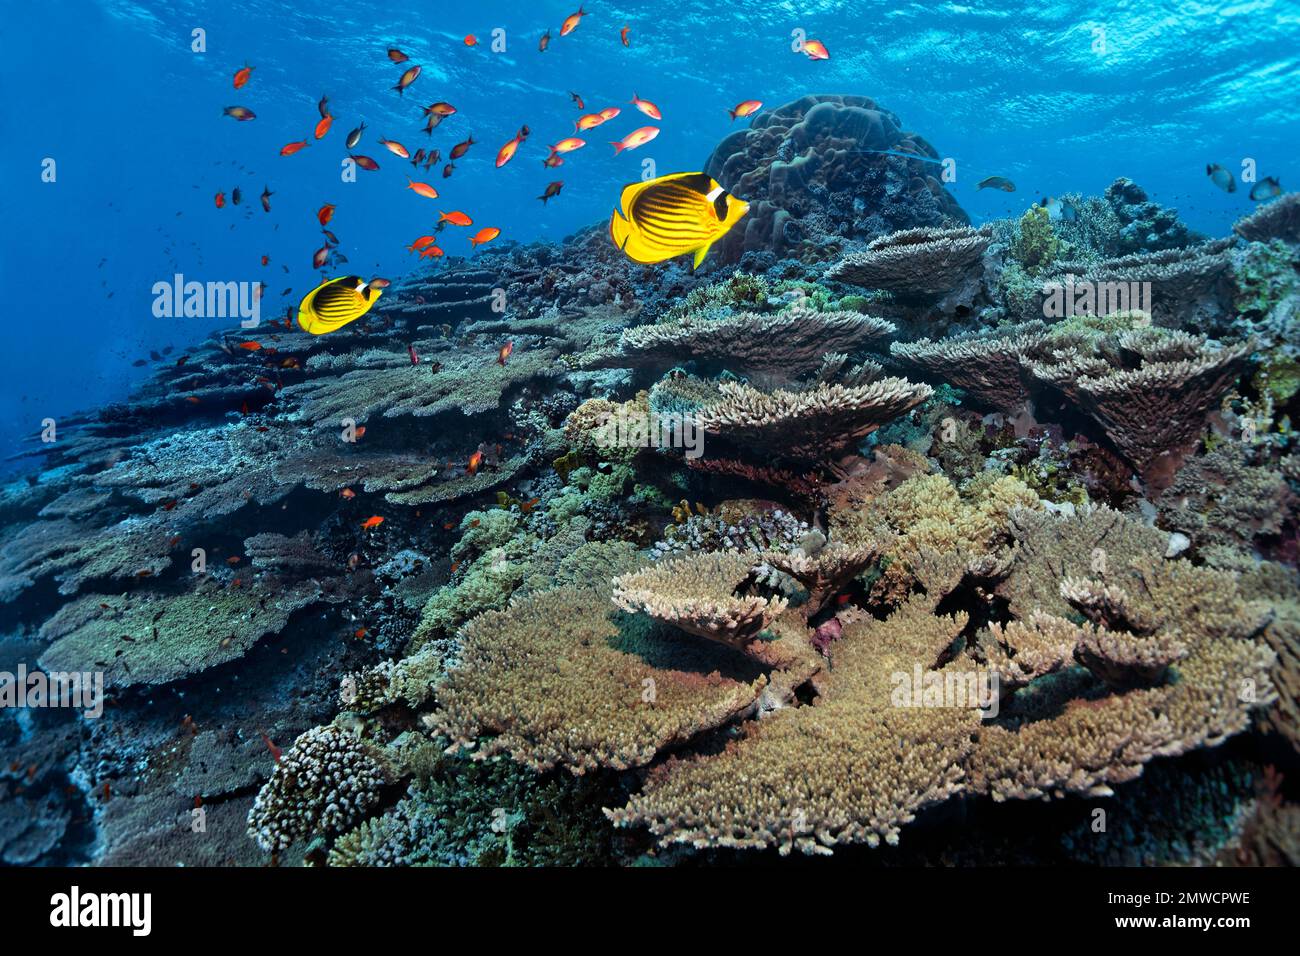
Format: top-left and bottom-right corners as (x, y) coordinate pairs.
(296, 275), (385, 335)
(608, 172), (748, 270)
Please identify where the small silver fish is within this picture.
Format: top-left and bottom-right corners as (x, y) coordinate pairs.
(1206, 163), (1236, 193)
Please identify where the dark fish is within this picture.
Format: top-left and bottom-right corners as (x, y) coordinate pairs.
(977, 176), (1016, 192)
(231, 186), (242, 205)
(350, 154), (380, 171)
(223, 106), (256, 121)
(450, 136), (475, 160)
(260, 185), (273, 212)
(538, 181), (564, 203)
(539, 30), (551, 52)
(318, 94), (330, 118)
(443, 163), (455, 178)
(393, 65), (421, 96)
(345, 122), (366, 150)
(388, 48), (409, 64)
(1250, 176), (1282, 201)
(569, 91), (584, 109)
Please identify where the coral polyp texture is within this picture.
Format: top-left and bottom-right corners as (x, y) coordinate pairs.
(4, 74), (1298, 870)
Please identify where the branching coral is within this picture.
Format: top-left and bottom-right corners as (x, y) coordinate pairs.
(827, 225), (992, 299)
(248, 724), (393, 851)
(431, 586), (771, 774)
(1022, 325), (1252, 486)
(889, 321), (1048, 413)
(1233, 193), (1300, 244)
(581, 308), (895, 380)
(695, 378), (932, 467)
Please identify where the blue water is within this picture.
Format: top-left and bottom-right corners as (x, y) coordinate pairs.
(2, 0), (1297, 463)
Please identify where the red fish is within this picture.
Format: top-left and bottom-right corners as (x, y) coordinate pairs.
(408, 235), (437, 252)
(497, 340), (513, 365)
(280, 140), (309, 156)
(728, 99), (763, 121)
(361, 515), (385, 530)
(388, 48), (409, 63)
(464, 34), (478, 46)
(470, 227), (500, 247)
(802, 38), (830, 60)
(630, 93), (661, 120)
(317, 203), (335, 226)
(439, 210), (473, 226)
(350, 154), (380, 171)
(407, 179), (439, 199)
(611, 126), (658, 154)
(233, 64), (254, 89)
(467, 451), (483, 475)
(408, 344), (420, 364)
(496, 131), (526, 168)
(418, 244), (444, 258)
(314, 114), (333, 139)
(261, 734), (282, 763)
(560, 5), (586, 36)
(621, 25), (630, 47)
(214, 191), (226, 208)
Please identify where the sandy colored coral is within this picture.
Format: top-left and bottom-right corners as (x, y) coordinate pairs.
(889, 321), (1048, 413)
(827, 225), (992, 299)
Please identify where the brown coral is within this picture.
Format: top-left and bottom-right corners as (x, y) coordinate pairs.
(889, 321), (1048, 413)
(828, 225), (993, 300)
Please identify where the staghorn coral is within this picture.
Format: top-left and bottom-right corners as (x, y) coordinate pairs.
(827, 225), (992, 300)
(696, 378), (932, 468)
(1023, 324), (1252, 486)
(247, 724), (393, 852)
(890, 321), (1048, 414)
(431, 586), (771, 774)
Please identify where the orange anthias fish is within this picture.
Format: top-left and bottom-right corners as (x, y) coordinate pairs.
(539, 30), (551, 52)
(496, 131), (527, 167)
(621, 25), (630, 47)
(802, 38), (830, 60)
(630, 94), (660, 119)
(214, 191), (226, 209)
(393, 65), (421, 95)
(418, 244), (444, 259)
(314, 114), (333, 139)
(598, 106), (621, 122)
(569, 91), (585, 109)
(238, 341), (262, 351)
(575, 113), (608, 131)
(497, 340), (514, 365)
(280, 141), (309, 156)
(560, 5), (586, 36)
(317, 203), (335, 226)
(407, 179), (439, 199)
(380, 138), (410, 158)
(466, 451), (483, 475)
(611, 126), (659, 154)
(233, 64), (254, 89)
(464, 34), (478, 46)
(439, 210), (473, 226)
(543, 154), (565, 168)
(470, 227), (500, 247)
(361, 515), (385, 530)
(425, 102), (457, 116)
(408, 235), (438, 253)
(340, 487), (355, 499)
(728, 99), (763, 121)
(313, 244), (330, 269)
(223, 106), (256, 121)
(262, 734), (282, 763)
(388, 48), (409, 63)
(350, 154), (380, 171)
(449, 136), (476, 160)
(549, 137), (586, 155)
